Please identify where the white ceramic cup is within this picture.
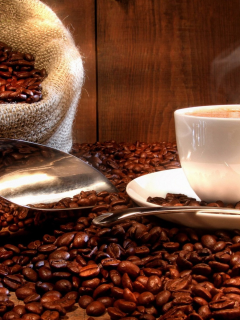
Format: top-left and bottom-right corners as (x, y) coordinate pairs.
(174, 105), (240, 204)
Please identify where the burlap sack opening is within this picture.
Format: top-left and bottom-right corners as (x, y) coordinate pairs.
(0, 0), (84, 152)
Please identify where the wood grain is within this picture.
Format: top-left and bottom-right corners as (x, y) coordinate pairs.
(96, 0), (240, 143)
(40, 0), (97, 144)
(39, 0), (240, 143)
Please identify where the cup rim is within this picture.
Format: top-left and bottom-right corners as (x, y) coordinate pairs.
(174, 104), (240, 119)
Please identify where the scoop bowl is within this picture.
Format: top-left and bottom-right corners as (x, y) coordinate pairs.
(0, 138), (118, 211)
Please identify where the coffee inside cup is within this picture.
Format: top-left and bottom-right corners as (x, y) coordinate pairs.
(185, 107), (240, 118)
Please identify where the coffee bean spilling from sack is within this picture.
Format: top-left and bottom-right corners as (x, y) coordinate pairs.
(0, 41), (47, 103)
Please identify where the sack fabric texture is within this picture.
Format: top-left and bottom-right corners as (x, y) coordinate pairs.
(0, 0), (84, 152)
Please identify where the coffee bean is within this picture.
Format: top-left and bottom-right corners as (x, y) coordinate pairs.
(79, 264), (100, 278)
(115, 299), (137, 313)
(81, 278), (100, 289)
(22, 267), (38, 282)
(15, 287), (36, 300)
(86, 301), (106, 317)
(22, 314), (41, 320)
(146, 275), (162, 294)
(25, 302), (43, 315)
(36, 282), (54, 293)
(123, 288), (137, 303)
(111, 287), (124, 300)
(54, 280), (72, 293)
(40, 291), (61, 305)
(23, 293), (41, 304)
(96, 296), (114, 308)
(72, 232), (89, 248)
(107, 306), (127, 319)
(78, 295), (94, 309)
(12, 305), (26, 317)
(0, 43), (46, 104)
(118, 261), (140, 278)
(138, 292), (155, 307)
(38, 267), (52, 281)
(41, 310), (59, 320)
(2, 311), (20, 320)
(92, 283), (112, 299)
(3, 275), (23, 290)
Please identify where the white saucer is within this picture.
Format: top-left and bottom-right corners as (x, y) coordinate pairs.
(126, 168), (240, 229)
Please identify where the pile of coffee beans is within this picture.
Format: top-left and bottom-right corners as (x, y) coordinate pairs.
(71, 141), (181, 192)
(28, 190), (133, 211)
(147, 193), (240, 209)
(0, 140), (240, 320)
(0, 41), (47, 104)
(1, 210), (240, 320)
(0, 190), (134, 238)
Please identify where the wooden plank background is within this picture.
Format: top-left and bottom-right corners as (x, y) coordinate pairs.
(41, 0), (97, 144)
(42, 0), (240, 144)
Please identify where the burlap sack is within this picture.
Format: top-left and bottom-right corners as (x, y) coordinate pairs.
(0, 0), (84, 152)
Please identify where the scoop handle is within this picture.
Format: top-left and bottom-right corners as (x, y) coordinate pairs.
(92, 206), (240, 227)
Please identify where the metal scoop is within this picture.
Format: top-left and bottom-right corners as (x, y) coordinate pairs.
(0, 138), (118, 211)
(92, 206), (240, 227)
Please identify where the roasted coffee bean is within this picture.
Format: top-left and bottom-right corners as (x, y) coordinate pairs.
(41, 310), (59, 320)
(12, 305), (26, 317)
(38, 267), (52, 281)
(22, 314), (41, 320)
(25, 302), (43, 315)
(146, 275), (162, 294)
(107, 306), (127, 319)
(115, 299), (137, 313)
(86, 301), (106, 317)
(111, 287), (124, 300)
(78, 295), (94, 309)
(53, 296), (75, 310)
(49, 251), (70, 261)
(122, 273), (134, 291)
(3, 275), (23, 290)
(123, 288), (137, 303)
(15, 287), (36, 300)
(62, 291), (78, 302)
(72, 232), (89, 248)
(155, 290), (171, 307)
(81, 278), (100, 289)
(41, 301), (66, 315)
(79, 264), (100, 278)
(138, 292), (155, 307)
(36, 282), (54, 293)
(54, 280), (72, 293)
(118, 261), (140, 278)
(96, 296), (114, 308)
(38, 245), (57, 254)
(22, 267), (38, 282)
(110, 269), (122, 286)
(0, 288), (9, 296)
(2, 311), (19, 320)
(24, 293), (41, 304)
(92, 283), (112, 299)
(40, 291), (62, 305)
